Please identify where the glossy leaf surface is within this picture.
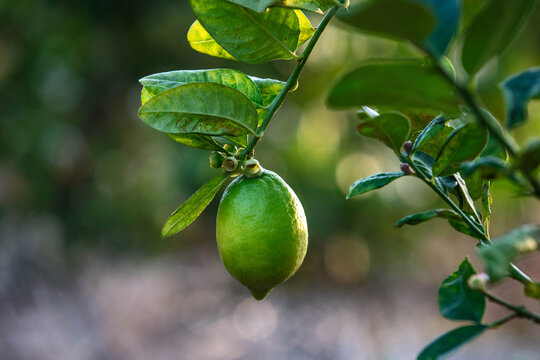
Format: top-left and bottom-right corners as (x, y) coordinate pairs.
(347, 172), (406, 199)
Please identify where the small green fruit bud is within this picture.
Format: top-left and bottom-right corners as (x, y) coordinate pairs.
(467, 273), (489, 291)
(209, 152), (225, 169)
(223, 156), (239, 172)
(244, 158), (264, 178)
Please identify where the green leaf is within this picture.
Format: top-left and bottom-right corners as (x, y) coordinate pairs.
(187, 21), (237, 61)
(462, 0), (538, 76)
(411, 115), (449, 155)
(524, 282), (540, 301)
(412, 0), (460, 56)
(337, 0), (435, 45)
(432, 121), (488, 177)
(327, 59), (460, 114)
(347, 172), (406, 199)
(417, 325), (487, 360)
(214, 135), (248, 148)
(519, 138), (540, 172)
(481, 181), (492, 230)
(439, 258), (486, 322)
(162, 173), (230, 238)
(502, 68), (540, 129)
(395, 209), (460, 227)
(248, 76), (288, 107)
(140, 69), (263, 107)
(357, 111), (411, 153)
(412, 151), (435, 178)
(138, 82), (259, 136)
(454, 173), (482, 221)
(226, 0), (347, 13)
(448, 219), (484, 241)
(478, 225), (540, 282)
(189, 0), (313, 63)
(461, 156), (511, 179)
(167, 133), (224, 151)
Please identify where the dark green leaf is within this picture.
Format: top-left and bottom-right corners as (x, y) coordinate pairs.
(347, 172), (406, 199)
(481, 181), (492, 230)
(519, 138), (540, 172)
(162, 173), (230, 238)
(327, 59), (460, 114)
(448, 219), (485, 241)
(167, 133), (223, 151)
(140, 69), (263, 106)
(454, 173), (482, 221)
(439, 258), (486, 322)
(411, 115), (448, 154)
(412, 151), (435, 178)
(138, 83), (259, 136)
(502, 68), (540, 129)
(433, 121), (488, 177)
(461, 156), (511, 179)
(189, 0), (313, 63)
(462, 0), (538, 75)
(187, 21), (237, 61)
(412, 0), (460, 56)
(214, 135), (248, 148)
(357, 111), (411, 153)
(417, 325), (487, 360)
(337, 0), (435, 45)
(478, 225), (540, 282)
(395, 209), (460, 227)
(226, 0), (347, 13)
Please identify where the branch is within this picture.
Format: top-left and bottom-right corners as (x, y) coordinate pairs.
(482, 290), (540, 325)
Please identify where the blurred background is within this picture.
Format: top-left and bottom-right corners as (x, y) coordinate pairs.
(1, 1), (539, 359)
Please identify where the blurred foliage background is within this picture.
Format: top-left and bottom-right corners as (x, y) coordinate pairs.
(1, 1), (539, 359)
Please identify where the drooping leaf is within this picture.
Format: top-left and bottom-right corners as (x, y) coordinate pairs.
(448, 219), (485, 241)
(167, 133), (224, 151)
(347, 172), (406, 199)
(189, 0), (313, 63)
(412, 0), (460, 56)
(327, 59), (460, 114)
(140, 69), (263, 106)
(337, 0), (435, 45)
(357, 111), (411, 153)
(395, 209), (460, 227)
(461, 156), (511, 179)
(225, 0), (347, 13)
(439, 258), (486, 322)
(417, 325), (487, 360)
(432, 121), (488, 177)
(519, 138), (540, 172)
(462, 0), (538, 76)
(502, 68), (540, 129)
(187, 21), (237, 61)
(454, 173), (482, 221)
(248, 76), (288, 106)
(162, 173), (230, 238)
(478, 225), (540, 282)
(138, 82), (259, 136)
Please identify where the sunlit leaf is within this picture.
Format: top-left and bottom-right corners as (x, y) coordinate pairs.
(187, 21), (237, 61)
(357, 111), (411, 153)
(138, 83), (258, 136)
(439, 258), (486, 322)
(327, 59), (460, 114)
(395, 209), (460, 227)
(226, 0), (347, 13)
(162, 173), (230, 238)
(347, 172), (406, 199)
(140, 69), (263, 106)
(478, 225), (540, 282)
(337, 0), (435, 45)
(417, 325), (487, 360)
(190, 0), (313, 63)
(432, 121), (488, 177)
(248, 76), (288, 106)
(462, 0), (538, 75)
(502, 68), (540, 129)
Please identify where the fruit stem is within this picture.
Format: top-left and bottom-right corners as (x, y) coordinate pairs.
(238, 6), (340, 162)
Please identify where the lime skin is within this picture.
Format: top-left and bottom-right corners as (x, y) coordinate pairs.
(216, 170), (308, 300)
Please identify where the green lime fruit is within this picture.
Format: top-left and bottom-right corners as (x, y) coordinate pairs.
(216, 169), (308, 300)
